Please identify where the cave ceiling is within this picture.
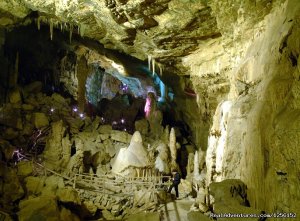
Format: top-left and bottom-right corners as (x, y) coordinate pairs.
(0, 0), (275, 76)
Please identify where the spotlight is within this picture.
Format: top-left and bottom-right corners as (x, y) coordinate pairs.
(50, 108), (55, 112)
(79, 113), (84, 118)
(121, 118), (125, 124)
(73, 107), (78, 112)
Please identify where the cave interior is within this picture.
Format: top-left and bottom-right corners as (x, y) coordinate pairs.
(0, 0), (300, 221)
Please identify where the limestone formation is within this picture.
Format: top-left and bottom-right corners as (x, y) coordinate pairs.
(193, 151), (200, 180)
(112, 131), (150, 176)
(43, 121), (67, 170)
(209, 179), (260, 221)
(154, 142), (170, 174)
(145, 92), (163, 138)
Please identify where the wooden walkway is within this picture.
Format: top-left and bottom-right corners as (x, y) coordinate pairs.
(33, 161), (171, 197)
(73, 173), (171, 195)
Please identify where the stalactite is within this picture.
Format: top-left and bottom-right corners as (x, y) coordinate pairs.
(64, 23), (68, 31)
(158, 63), (163, 76)
(80, 24), (86, 37)
(69, 24), (73, 43)
(11, 52), (19, 87)
(37, 17), (41, 30)
(148, 55), (151, 70)
(152, 58), (155, 76)
(49, 19), (53, 40)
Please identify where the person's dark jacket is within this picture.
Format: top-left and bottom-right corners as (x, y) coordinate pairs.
(173, 172), (181, 185)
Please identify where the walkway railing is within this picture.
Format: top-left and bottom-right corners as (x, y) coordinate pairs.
(33, 161), (171, 196)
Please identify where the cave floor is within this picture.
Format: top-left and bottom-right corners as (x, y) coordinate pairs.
(159, 198), (194, 221)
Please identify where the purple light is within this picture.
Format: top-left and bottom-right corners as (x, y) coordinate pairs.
(79, 113), (84, 118)
(124, 128), (127, 131)
(120, 83), (128, 93)
(144, 97), (151, 117)
(73, 107), (78, 112)
(121, 118), (125, 124)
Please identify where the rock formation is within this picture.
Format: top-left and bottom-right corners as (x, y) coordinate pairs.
(112, 131), (150, 176)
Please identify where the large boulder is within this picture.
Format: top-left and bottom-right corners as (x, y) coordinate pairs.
(51, 93), (66, 104)
(2, 168), (24, 202)
(9, 88), (22, 104)
(0, 105), (23, 129)
(3, 127), (19, 140)
(98, 125), (112, 134)
(18, 196), (61, 221)
(41, 175), (64, 196)
(32, 112), (49, 128)
(0, 139), (15, 160)
(56, 187), (81, 204)
(110, 130), (132, 143)
(22, 104), (34, 111)
(25, 176), (45, 195)
(83, 200), (98, 216)
(60, 207), (80, 221)
(17, 161), (33, 176)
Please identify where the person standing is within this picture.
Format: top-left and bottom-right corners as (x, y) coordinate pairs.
(168, 170), (181, 198)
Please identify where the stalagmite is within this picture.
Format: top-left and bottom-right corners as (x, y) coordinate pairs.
(162, 125), (169, 143)
(49, 19), (53, 40)
(194, 150), (200, 179)
(169, 127), (177, 171)
(169, 128), (176, 160)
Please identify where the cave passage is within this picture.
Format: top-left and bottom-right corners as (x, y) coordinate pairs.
(0, 20), (198, 221)
(2, 22), (179, 131)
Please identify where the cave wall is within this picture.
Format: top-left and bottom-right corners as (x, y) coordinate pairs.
(203, 0), (300, 215)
